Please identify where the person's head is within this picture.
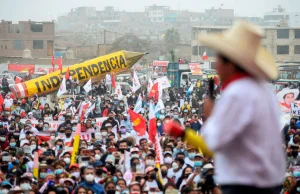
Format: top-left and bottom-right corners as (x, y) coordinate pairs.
(160, 164), (169, 178)
(129, 182), (142, 194)
(84, 167), (95, 183)
(62, 152), (71, 165)
(173, 158), (185, 170)
(284, 92), (295, 105)
(139, 138), (148, 149)
(187, 147), (196, 160)
(54, 161), (65, 176)
(181, 166), (193, 179)
(80, 140), (88, 148)
(116, 179), (127, 191)
(118, 140), (128, 153)
(216, 54), (249, 83)
(194, 154), (204, 167)
(65, 127), (72, 138)
(164, 182), (178, 194)
(145, 166), (157, 180)
(105, 181), (116, 193)
(75, 186), (87, 194)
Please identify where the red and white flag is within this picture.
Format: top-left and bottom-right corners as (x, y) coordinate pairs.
(65, 67), (70, 80)
(56, 57), (63, 71)
(115, 84), (123, 100)
(57, 77), (67, 97)
(155, 135), (163, 164)
(147, 78), (153, 94)
(202, 51), (208, 60)
(132, 71), (141, 92)
(148, 101), (157, 143)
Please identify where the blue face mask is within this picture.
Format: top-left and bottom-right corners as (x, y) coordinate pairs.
(194, 161), (203, 167)
(297, 187), (300, 192)
(294, 171), (300, 177)
(72, 127), (76, 131)
(66, 99), (70, 103)
(10, 142), (16, 147)
(55, 169), (64, 175)
(188, 153), (196, 159)
(40, 172), (46, 178)
(113, 176), (118, 183)
(92, 121), (95, 125)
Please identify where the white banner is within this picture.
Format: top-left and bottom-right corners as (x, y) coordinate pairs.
(154, 76), (171, 90)
(154, 99), (165, 113)
(132, 71), (141, 92)
(134, 95), (143, 113)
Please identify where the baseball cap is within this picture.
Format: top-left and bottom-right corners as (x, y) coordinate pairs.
(145, 166), (158, 174)
(93, 161), (104, 167)
(69, 164), (79, 170)
(130, 147), (139, 153)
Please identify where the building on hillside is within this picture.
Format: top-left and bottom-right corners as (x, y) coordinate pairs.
(191, 26), (300, 63)
(0, 20), (55, 58)
(145, 5), (169, 23)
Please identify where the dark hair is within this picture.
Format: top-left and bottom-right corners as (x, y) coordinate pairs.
(118, 139), (128, 145)
(116, 178), (127, 187)
(283, 93), (295, 99)
(139, 138), (147, 144)
(65, 127), (72, 131)
(104, 181), (116, 190)
(174, 158), (185, 166)
(74, 186), (87, 194)
(176, 166), (193, 189)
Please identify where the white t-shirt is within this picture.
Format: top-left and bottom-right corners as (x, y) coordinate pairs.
(167, 168), (183, 183)
(144, 181), (163, 194)
(185, 158), (194, 167)
(4, 98), (13, 110)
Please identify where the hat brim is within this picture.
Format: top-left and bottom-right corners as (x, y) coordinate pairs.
(199, 34), (278, 80)
(276, 89), (300, 103)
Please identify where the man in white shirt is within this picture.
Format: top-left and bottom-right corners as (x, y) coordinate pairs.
(3, 95), (13, 111)
(105, 74), (112, 93)
(167, 158), (184, 184)
(166, 22), (285, 194)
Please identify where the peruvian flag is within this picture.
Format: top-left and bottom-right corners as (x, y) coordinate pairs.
(147, 78), (153, 94)
(56, 57), (63, 71)
(213, 76), (219, 89)
(65, 67), (70, 80)
(148, 101), (156, 143)
(128, 108), (146, 135)
(15, 76), (22, 84)
(36, 132), (51, 144)
(111, 72), (116, 88)
(149, 82), (159, 101)
(51, 56), (55, 67)
(202, 51), (208, 60)
(78, 102), (90, 121)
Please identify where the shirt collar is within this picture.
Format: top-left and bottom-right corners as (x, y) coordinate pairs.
(221, 72), (250, 90)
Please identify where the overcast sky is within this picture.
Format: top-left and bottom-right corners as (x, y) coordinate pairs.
(1, 0), (299, 21)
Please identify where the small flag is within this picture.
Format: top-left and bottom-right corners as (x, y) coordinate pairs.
(65, 67), (70, 80)
(83, 79), (92, 93)
(128, 108), (146, 135)
(57, 77), (67, 97)
(134, 94), (143, 113)
(115, 84), (123, 100)
(147, 78), (153, 94)
(188, 83), (194, 93)
(149, 101), (157, 143)
(56, 57), (63, 71)
(51, 56), (55, 67)
(202, 51), (208, 60)
(84, 103), (95, 118)
(111, 72), (116, 89)
(154, 99), (165, 113)
(149, 82), (159, 101)
(132, 71), (141, 92)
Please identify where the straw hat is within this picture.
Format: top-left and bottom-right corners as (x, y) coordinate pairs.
(276, 88), (299, 103)
(199, 21), (278, 80)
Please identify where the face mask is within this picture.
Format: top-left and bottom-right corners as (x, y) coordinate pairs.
(85, 174), (94, 182)
(107, 190), (116, 194)
(184, 173), (192, 178)
(164, 157), (173, 164)
(161, 110), (165, 114)
(55, 169), (64, 175)
(194, 161), (203, 167)
(66, 99), (70, 103)
(0, 189), (8, 194)
(64, 158), (71, 164)
(150, 174), (156, 180)
(173, 115), (179, 119)
(161, 170), (168, 177)
(131, 154), (139, 158)
(85, 99), (89, 102)
(184, 102), (188, 105)
(120, 128), (126, 134)
(120, 103), (124, 106)
(191, 110), (196, 113)
(92, 121), (95, 125)
(20, 183), (32, 190)
(40, 172), (46, 179)
(172, 162), (179, 170)
(43, 126), (49, 131)
(66, 133), (72, 138)
(41, 147), (47, 152)
(157, 123), (161, 126)
(95, 154), (101, 160)
(30, 145), (36, 150)
(79, 162), (88, 168)
(50, 136), (55, 140)
(39, 122), (43, 125)
(10, 142), (16, 147)
(146, 160), (155, 166)
(71, 172), (80, 178)
(101, 132), (108, 136)
(17, 107), (21, 111)
(109, 117), (113, 120)
(96, 168), (103, 176)
(32, 110), (36, 113)
(188, 153), (196, 159)
(72, 127), (76, 131)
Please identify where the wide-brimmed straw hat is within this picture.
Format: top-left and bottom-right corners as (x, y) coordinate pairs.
(276, 88), (299, 103)
(199, 21), (278, 80)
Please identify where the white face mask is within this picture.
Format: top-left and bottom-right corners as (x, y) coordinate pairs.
(85, 174), (94, 182)
(95, 154), (101, 160)
(71, 172), (80, 178)
(41, 147), (47, 152)
(164, 157), (173, 164)
(79, 162), (88, 168)
(50, 136), (55, 140)
(101, 132), (108, 136)
(20, 183), (32, 190)
(172, 162), (179, 170)
(145, 159), (155, 166)
(131, 154), (139, 158)
(64, 157), (70, 164)
(30, 145), (36, 150)
(1, 189), (9, 194)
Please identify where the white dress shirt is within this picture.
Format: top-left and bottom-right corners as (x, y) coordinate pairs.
(202, 77), (286, 187)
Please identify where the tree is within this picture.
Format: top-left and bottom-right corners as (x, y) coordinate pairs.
(109, 34), (150, 53)
(164, 28), (180, 62)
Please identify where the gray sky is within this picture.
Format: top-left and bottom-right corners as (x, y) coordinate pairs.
(1, 0), (299, 21)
